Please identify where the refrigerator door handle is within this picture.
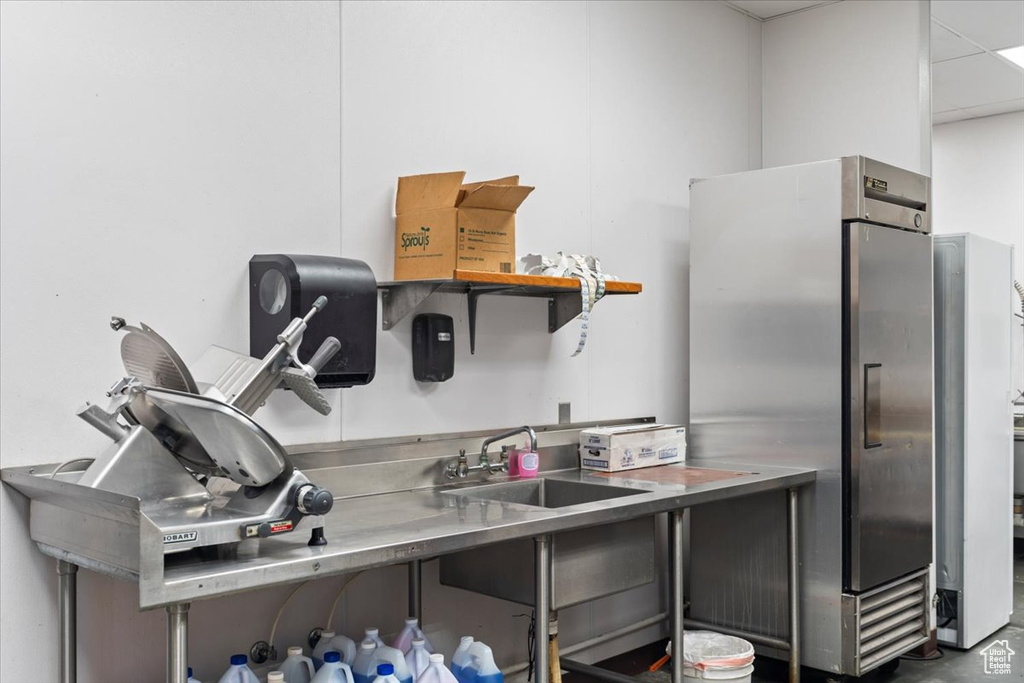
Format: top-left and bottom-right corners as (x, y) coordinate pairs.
(864, 363), (882, 448)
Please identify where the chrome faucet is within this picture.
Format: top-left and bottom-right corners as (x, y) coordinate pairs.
(444, 425), (538, 480)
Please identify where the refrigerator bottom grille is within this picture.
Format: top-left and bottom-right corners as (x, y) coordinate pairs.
(842, 567), (931, 676)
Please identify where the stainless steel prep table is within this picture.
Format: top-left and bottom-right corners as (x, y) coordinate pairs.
(3, 431), (814, 683)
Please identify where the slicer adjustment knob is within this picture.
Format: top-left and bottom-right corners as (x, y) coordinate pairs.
(296, 484), (334, 516)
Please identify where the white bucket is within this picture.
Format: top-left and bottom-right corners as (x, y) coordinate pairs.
(682, 663), (754, 683)
(681, 631), (755, 683)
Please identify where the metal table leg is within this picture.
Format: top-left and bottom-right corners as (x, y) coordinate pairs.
(167, 603), (190, 683)
(787, 488), (801, 683)
(408, 559), (422, 620)
(669, 510), (686, 683)
(57, 560), (78, 683)
(535, 535), (552, 683)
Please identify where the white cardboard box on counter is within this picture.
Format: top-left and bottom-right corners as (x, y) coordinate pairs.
(579, 423), (687, 472)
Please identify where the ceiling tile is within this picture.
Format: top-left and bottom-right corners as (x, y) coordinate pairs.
(933, 109), (972, 125)
(961, 97), (1024, 118)
(725, 1), (834, 20)
(933, 52), (1024, 109)
(931, 21), (984, 63)
(932, 0), (1024, 51)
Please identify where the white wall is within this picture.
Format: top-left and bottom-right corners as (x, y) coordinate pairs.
(932, 111), (1024, 397)
(763, 0), (932, 174)
(0, 2), (762, 681)
(338, 1), (762, 441)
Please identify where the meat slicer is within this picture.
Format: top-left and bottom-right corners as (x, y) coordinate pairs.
(75, 296), (340, 553)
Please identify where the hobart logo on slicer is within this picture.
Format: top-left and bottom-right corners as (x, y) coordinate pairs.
(163, 531), (198, 544)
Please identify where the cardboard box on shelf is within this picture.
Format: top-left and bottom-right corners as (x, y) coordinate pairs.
(394, 171), (534, 281)
(578, 423), (687, 472)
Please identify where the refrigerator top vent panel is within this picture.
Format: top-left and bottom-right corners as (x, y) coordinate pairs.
(691, 156), (930, 234)
(840, 156), (930, 234)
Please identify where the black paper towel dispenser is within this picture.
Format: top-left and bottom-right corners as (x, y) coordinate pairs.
(250, 254), (377, 388)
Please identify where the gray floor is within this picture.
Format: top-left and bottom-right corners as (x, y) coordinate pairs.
(634, 542), (1024, 683)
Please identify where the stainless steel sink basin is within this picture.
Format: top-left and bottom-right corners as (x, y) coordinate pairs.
(440, 477), (655, 609)
(445, 478), (644, 508)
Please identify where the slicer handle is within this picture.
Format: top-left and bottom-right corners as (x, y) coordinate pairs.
(308, 336), (341, 376)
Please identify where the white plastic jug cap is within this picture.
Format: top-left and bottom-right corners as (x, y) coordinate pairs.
(323, 630), (336, 638)
(412, 638), (426, 648)
(459, 636), (474, 647)
(288, 646), (304, 656)
(405, 617), (419, 626)
(360, 640), (377, 650)
(366, 627), (379, 636)
(429, 654), (445, 664)
(268, 673), (285, 683)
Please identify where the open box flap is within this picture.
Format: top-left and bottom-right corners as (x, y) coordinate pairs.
(458, 183), (535, 212)
(457, 175), (519, 205)
(396, 171), (466, 215)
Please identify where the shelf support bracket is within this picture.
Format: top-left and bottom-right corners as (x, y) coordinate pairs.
(467, 290), (482, 355)
(380, 282), (442, 330)
(548, 293), (583, 333)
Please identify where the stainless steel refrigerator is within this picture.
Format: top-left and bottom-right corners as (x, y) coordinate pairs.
(688, 157), (933, 677)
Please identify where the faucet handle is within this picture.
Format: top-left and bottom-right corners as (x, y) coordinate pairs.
(445, 449), (469, 480)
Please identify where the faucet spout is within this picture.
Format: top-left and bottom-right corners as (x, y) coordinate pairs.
(445, 426), (538, 480)
(481, 425), (538, 463)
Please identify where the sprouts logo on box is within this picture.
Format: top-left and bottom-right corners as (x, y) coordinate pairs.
(401, 226), (431, 251)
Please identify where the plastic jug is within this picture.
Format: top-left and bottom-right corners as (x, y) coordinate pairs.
(315, 631), (358, 669)
(373, 663), (401, 683)
(364, 627), (386, 648)
(373, 644), (413, 683)
(188, 667), (202, 683)
(353, 640), (379, 683)
(268, 673), (286, 683)
(459, 642), (502, 683)
(314, 631), (339, 669)
(282, 646), (316, 683)
(216, 654), (260, 683)
(312, 651), (356, 683)
(450, 637), (474, 683)
(393, 617), (434, 654)
(318, 633), (358, 666)
(417, 654), (458, 683)
(405, 638), (431, 681)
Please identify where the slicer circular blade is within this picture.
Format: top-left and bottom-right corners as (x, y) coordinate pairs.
(125, 390), (222, 476)
(120, 323), (198, 394)
(134, 388), (288, 487)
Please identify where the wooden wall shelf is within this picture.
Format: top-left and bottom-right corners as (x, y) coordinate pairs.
(377, 270), (643, 353)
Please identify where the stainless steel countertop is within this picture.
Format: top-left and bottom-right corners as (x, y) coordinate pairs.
(153, 461), (814, 607)
(2, 417), (815, 610)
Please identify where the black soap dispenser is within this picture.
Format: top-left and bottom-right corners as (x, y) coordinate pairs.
(412, 313), (454, 382)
